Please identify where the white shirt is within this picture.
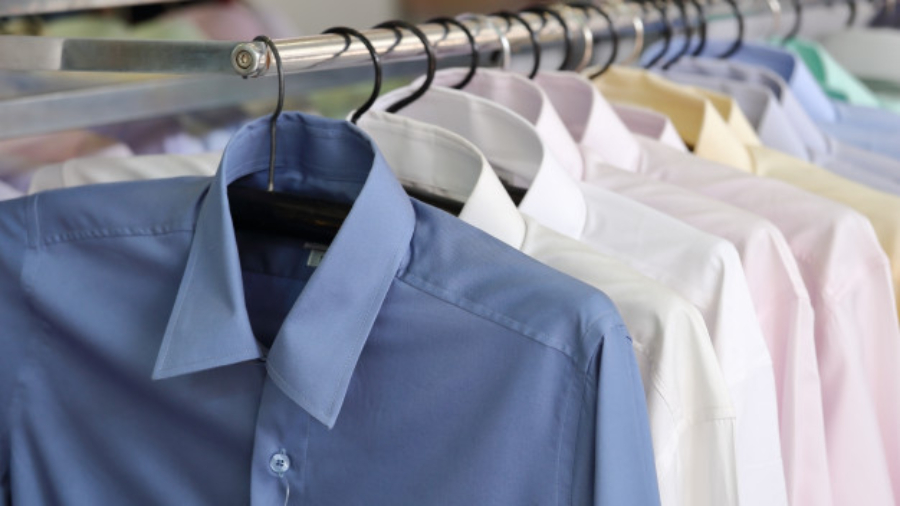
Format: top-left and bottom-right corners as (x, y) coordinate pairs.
(358, 109), (738, 506)
(374, 78), (783, 506)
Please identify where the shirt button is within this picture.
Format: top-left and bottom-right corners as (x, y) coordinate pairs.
(269, 451), (291, 475)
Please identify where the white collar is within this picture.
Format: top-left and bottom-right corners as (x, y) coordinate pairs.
(357, 110), (527, 249)
(428, 68), (587, 180)
(372, 83), (587, 240)
(534, 71), (643, 174)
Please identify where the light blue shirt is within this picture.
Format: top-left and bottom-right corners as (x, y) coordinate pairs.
(0, 112), (659, 505)
(644, 39), (900, 160)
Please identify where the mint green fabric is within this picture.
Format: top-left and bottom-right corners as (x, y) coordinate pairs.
(783, 38), (883, 107)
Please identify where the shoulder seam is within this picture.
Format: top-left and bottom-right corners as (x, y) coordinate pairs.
(399, 272), (622, 372)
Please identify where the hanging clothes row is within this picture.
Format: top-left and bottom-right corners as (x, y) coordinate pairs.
(1, 1), (900, 505)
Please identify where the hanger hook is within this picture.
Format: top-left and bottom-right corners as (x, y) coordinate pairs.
(688, 0), (708, 56)
(322, 27), (382, 124)
(252, 35), (284, 193)
(845, 0), (857, 26)
(782, 0), (801, 42)
(523, 5), (574, 71)
(569, 5), (595, 72)
(427, 17), (479, 89)
(374, 20), (436, 113)
(458, 13), (512, 70)
(643, 0), (673, 68)
(718, 0), (745, 58)
(570, 2), (619, 76)
(493, 11), (542, 78)
(662, 0), (694, 69)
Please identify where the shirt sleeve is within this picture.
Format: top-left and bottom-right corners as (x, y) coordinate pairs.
(576, 318), (661, 506)
(0, 197), (35, 504)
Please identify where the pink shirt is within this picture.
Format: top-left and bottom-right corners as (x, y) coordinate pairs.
(622, 108), (897, 506)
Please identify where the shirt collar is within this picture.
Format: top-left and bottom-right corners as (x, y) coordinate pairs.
(611, 104), (689, 152)
(357, 110), (527, 249)
(427, 68), (587, 180)
(667, 57), (832, 155)
(153, 112), (415, 429)
(372, 83), (587, 240)
(685, 86), (762, 146)
(594, 66), (754, 171)
(533, 71), (644, 173)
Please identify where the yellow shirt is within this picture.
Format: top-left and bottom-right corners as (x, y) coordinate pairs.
(595, 66), (900, 315)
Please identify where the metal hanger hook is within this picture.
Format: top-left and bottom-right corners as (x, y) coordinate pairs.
(458, 13), (512, 70)
(688, 0), (708, 57)
(374, 20), (437, 113)
(782, 0), (802, 43)
(523, 5), (574, 71)
(322, 27), (382, 124)
(493, 11), (541, 78)
(252, 35), (284, 193)
(570, 2), (619, 76)
(427, 17), (479, 89)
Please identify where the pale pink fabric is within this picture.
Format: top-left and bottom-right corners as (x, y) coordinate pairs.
(631, 127), (897, 506)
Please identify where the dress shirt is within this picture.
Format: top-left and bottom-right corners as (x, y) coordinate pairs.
(622, 123), (899, 505)
(783, 38), (885, 108)
(611, 105), (689, 151)
(596, 65), (900, 316)
(818, 29), (900, 92)
(0, 180), (21, 201)
(28, 151), (223, 193)
(663, 69), (900, 195)
(646, 38), (900, 159)
(375, 76), (784, 506)
(535, 70), (828, 506)
(0, 112), (661, 505)
(359, 110), (738, 506)
(0, 130), (131, 192)
(663, 57), (900, 192)
(17, 111), (736, 506)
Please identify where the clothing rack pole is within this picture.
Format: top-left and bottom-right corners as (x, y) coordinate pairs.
(0, 0), (864, 77)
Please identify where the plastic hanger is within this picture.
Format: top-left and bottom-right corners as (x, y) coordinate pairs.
(570, 2), (620, 77)
(660, 0), (694, 68)
(782, 0), (802, 42)
(643, 0), (674, 68)
(322, 27), (382, 124)
(690, 0), (709, 56)
(718, 0), (745, 58)
(374, 20), (437, 113)
(493, 11), (542, 78)
(523, 5), (574, 70)
(427, 17), (479, 89)
(227, 35), (350, 243)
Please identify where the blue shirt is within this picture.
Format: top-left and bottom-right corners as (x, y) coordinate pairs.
(0, 113), (659, 505)
(643, 39), (900, 160)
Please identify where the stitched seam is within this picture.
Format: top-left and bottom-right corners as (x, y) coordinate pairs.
(41, 222), (195, 246)
(399, 273), (618, 370)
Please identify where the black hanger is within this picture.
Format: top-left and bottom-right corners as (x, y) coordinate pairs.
(427, 16), (479, 89)
(322, 27), (382, 124)
(570, 2), (619, 78)
(643, 0), (674, 68)
(523, 5), (574, 71)
(690, 0), (709, 56)
(719, 0), (745, 57)
(661, 0), (692, 69)
(846, 0), (858, 26)
(493, 11), (542, 78)
(228, 35), (350, 244)
(366, 20), (471, 215)
(374, 20), (437, 113)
